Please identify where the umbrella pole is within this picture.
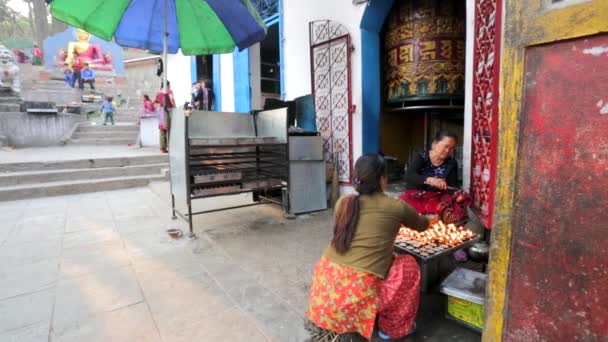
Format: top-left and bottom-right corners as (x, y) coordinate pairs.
(163, 0), (168, 93)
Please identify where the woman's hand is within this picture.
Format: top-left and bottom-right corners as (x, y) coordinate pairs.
(425, 177), (448, 190)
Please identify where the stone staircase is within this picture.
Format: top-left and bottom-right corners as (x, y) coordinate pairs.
(20, 66), (155, 124)
(0, 154), (169, 201)
(67, 123), (139, 145)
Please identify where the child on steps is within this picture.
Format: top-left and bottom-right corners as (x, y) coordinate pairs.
(100, 96), (117, 125)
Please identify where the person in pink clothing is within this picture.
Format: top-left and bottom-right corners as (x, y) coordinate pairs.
(138, 94), (156, 124)
(32, 44), (42, 65)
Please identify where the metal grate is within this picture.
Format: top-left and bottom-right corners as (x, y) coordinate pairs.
(249, 0), (279, 20)
(470, 0), (502, 228)
(309, 20), (354, 183)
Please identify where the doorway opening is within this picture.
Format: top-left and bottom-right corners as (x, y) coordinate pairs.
(194, 55), (213, 87)
(258, 24), (281, 108)
(379, 1), (466, 185)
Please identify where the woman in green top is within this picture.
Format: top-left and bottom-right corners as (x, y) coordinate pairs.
(307, 154), (432, 341)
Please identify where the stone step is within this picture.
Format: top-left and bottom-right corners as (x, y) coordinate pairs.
(91, 119), (140, 125)
(69, 137), (137, 145)
(0, 103), (20, 112)
(0, 163), (168, 187)
(76, 124), (139, 132)
(0, 173), (168, 201)
(113, 114), (141, 119)
(22, 90), (81, 104)
(72, 131), (138, 139)
(115, 114), (141, 119)
(90, 117), (137, 123)
(111, 119), (140, 124)
(29, 84), (142, 96)
(0, 155), (168, 172)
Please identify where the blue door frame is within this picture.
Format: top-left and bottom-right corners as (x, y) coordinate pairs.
(360, 0), (394, 154)
(213, 55), (222, 111)
(233, 48), (251, 112)
(232, 8), (283, 113)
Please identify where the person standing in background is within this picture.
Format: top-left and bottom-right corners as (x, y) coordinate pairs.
(190, 82), (200, 109)
(63, 63), (73, 88)
(194, 79), (214, 110)
(155, 81), (175, 153)
(71, 51), (83, 89)
(32, 44), (42, 65)
(100, 96), (117, 126)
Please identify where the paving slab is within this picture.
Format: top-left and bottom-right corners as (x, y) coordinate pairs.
(0, 322), (49, 342)
(0, 288), (55, 333)
(59, 240), (130, 279)
(6, 221), (65, 245)
(0, 238), (62, 267)
(64, 217), (115, 233)
(0, 259), (59, 300)
(52, 265), (144, 330)
(158, 306), (269, 342)
(51, 303), (162, 342)
(62, 228), (122, 250)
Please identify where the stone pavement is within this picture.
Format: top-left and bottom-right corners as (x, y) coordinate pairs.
(0, 182), (481, 342)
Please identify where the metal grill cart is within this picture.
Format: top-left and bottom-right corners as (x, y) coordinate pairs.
(169, 108), (289, 237)
(394, 234), (480, 292)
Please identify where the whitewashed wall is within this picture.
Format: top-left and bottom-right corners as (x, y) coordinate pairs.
(282, 0), (366, 163)
(249, 43), (263, 111)
(462, 0), (476, 192)
(220, 53), (235, 112)
(167, 51), (192, 107)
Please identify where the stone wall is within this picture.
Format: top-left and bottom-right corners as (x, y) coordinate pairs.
(123, 57), (161, 101)
(0, 112), (85, 147)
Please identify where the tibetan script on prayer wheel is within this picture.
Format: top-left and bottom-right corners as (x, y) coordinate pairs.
(384, 0), (465, 103)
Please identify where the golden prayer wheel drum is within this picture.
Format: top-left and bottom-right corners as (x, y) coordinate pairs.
(384, 0), (466, 103)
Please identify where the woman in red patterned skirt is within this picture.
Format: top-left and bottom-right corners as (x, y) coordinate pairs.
(307, 154), (434, 341)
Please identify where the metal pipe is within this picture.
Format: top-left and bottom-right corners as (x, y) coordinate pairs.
(388, 105), (464, 112)
(163, 0), (168, 93)
(423, 111), (429, 151)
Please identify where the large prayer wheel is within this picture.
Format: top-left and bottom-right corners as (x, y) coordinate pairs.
(384, 0), (466, 103)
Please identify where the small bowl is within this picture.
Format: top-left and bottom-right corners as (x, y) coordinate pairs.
(166, 228), (183, 239)
(468, 241), (490, 262)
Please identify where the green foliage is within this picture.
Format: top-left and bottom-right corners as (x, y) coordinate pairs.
(0, 0), (33, 45)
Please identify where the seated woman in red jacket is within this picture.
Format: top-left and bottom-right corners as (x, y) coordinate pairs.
(400, 131), (471, 224)
(307, 154), (434, 341)
(137, 94), (156, 124)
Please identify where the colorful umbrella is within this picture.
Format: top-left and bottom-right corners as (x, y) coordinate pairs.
(48, 0), (267, 93)
(48, 0), (266, 55)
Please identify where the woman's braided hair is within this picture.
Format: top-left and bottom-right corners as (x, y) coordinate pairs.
(331, 154), (387, 254)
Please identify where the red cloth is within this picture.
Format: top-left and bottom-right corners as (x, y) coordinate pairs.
(377, 254), (420, 338)
(72, 57), (83, 71)
(399, 189), (472, 224)
(307, 255), (420, 339)
(155, 89), (175, 108)
(157, 108), (166, 131)
(142, 100), (156, 113)
(33, 47), (42, 58)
